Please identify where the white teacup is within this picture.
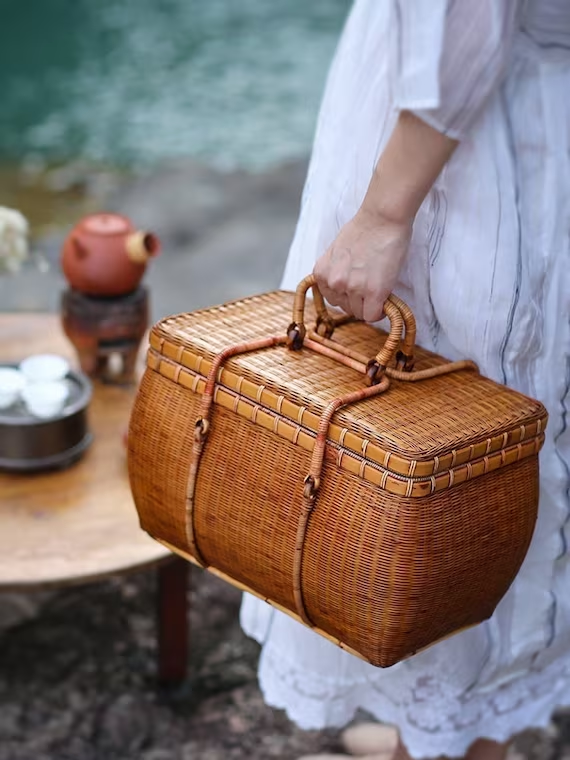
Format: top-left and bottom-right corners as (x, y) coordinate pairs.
(0, 368), (26, 410)
(22, 381), (69, 419)
(20, 354), (69, 384)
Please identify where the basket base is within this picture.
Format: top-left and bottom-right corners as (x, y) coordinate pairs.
(151, 536), (479, 667)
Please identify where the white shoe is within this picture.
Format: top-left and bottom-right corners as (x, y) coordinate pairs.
(298, 755), (390, 760)
(341, 723), (399, 757)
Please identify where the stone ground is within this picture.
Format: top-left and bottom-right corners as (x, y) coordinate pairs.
(1, 159), (569, 759)
(0, 571), (341, 760)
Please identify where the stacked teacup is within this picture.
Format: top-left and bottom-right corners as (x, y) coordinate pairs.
(0, 355), (70, 419)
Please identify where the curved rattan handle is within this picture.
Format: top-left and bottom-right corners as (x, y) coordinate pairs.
(287, 274), (416, 382)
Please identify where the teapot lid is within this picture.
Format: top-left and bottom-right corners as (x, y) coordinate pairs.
(81, 213), (131, 236)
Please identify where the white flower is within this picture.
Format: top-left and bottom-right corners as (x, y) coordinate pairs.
(0, 207), (30, 274)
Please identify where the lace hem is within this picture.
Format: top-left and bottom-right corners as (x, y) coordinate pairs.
(251, 634), (570, 759)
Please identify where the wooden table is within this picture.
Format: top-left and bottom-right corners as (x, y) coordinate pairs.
(0, 313), (189, 686)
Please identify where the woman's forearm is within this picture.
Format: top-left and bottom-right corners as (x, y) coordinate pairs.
(314, 112), (459, 320)
(360, 111), (458, 225)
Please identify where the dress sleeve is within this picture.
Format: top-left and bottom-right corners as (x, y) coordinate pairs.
(393, 0), (520, 139)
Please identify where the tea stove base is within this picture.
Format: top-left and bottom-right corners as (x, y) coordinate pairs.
(61, 286), (149, 385)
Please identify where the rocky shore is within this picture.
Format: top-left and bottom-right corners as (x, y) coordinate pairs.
(0, 158), (307, 318)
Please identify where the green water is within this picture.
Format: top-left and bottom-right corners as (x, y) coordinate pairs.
(0, 0), (350, 171)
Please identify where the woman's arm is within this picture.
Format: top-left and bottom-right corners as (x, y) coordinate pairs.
(362, 111), (457, 226)
(314, 111), (457, 322)
(314, 0), (519, 322)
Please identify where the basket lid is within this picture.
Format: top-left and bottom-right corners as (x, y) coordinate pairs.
(150, 291), (548, 483)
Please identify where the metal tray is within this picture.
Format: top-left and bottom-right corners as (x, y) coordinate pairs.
(0, 365), (93, 472)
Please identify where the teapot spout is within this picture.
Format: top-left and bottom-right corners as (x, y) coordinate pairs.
(126, 231), (161, 264)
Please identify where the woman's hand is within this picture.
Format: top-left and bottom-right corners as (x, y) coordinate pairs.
(313, 111), (458, 323)
(313, 208), (411, 322)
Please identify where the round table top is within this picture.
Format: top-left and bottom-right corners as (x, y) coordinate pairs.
(0, 312), (171, 589)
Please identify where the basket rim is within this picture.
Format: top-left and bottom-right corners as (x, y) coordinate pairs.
(148, 290), (548, 478)
(145, 345), (545, 498)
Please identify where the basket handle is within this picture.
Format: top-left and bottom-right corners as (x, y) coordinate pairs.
(287, 274), (417, 383)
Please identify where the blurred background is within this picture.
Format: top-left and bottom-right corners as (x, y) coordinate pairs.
(1, 0), (346, 172)
(0, 0), (349, 315)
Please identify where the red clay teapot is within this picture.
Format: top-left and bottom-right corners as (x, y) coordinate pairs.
(61, 213), (160, 297)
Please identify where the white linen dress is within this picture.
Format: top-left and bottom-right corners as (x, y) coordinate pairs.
(240, 1), (570, 757)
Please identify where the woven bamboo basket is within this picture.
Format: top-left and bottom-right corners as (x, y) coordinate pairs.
(128, 276), (548, 667)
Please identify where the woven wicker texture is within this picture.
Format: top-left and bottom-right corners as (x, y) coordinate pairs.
(151, 291), (546, 466)
(128, 288), (548, 666)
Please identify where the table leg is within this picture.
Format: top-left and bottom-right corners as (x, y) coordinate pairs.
(157, 556), (189, 687)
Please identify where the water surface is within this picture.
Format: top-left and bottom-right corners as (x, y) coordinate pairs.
(0, 0), (350, 170)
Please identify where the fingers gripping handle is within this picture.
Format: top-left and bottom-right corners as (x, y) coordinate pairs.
(287, 274), (415, 381)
